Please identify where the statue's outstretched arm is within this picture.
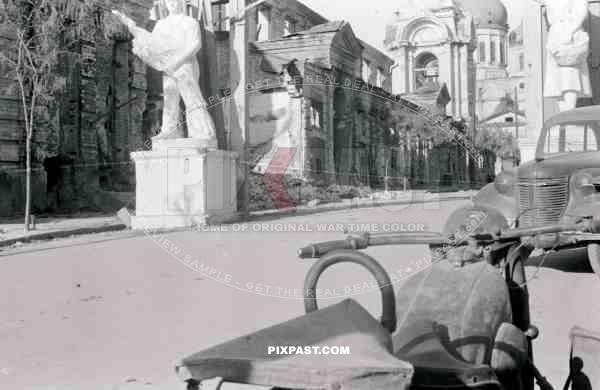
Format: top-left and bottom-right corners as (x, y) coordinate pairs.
(111, 10), (149, 39)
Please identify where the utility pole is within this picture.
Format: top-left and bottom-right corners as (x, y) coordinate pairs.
(384, 156), (389, 192)
(229, 0), (270, 219)
(514, 86), (519, 139)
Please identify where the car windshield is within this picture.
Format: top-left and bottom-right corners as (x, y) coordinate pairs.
(538, 121), (600, 157)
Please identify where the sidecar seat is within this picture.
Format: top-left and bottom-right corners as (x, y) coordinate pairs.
(175, 298), (414, 390)
(393, 260), (527, 388)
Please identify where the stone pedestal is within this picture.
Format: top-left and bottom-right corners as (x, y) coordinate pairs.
(130, 139), (238, 230)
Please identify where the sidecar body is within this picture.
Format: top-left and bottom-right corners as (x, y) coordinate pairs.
(175, 261), (530, 390)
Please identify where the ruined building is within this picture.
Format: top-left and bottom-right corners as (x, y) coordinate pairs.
(0, 0), (478, 217)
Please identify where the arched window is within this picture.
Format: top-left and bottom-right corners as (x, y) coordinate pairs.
(490, 41), (496, 64)
(519, 53), (525, 71)
(479, 41), (486, 63)
(499, 41), (505, 65)
(284, 17), (296, 36)
(414, 52), (439, 91)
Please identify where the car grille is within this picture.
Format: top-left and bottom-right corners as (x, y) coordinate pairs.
(518, 177), (569, 227)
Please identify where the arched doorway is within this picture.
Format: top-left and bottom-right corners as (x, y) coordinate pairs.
(413, 52), (439, 92)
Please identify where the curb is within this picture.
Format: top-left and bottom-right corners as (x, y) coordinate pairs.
(0, 223), (127, 249)
(0, 193), (473, 248)
(247, 192), (474, 221)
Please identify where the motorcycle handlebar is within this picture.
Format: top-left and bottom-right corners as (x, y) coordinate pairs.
(297, 236), (369, 259)
(297, 219), (600, 259)
(297, 233), (453, 259)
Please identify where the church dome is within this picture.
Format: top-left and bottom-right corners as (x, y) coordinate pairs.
(457, 0), (508, 29)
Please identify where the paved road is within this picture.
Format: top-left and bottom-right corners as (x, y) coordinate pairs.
(0, 200), (599, 390)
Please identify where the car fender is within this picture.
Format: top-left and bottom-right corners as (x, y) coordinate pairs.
(564, 193), (600, 220)
(472, 182), (518, 226)
(563, 168), (600, 221)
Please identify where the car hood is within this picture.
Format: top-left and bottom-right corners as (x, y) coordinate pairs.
(518, 152), (600, 179)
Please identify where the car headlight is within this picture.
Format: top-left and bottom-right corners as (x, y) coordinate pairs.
(572, 172), (600, 196)
(575, 172), (593, 189)
(494, 171), (514, 195)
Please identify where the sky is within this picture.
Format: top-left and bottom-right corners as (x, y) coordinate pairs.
(299, 0), (527, 51)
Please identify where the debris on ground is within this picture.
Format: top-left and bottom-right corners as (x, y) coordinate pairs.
(80, 295), (103, 302)
(307, 199), (321, 208)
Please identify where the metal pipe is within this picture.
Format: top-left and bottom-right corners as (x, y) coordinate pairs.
(297, 233), (455, 259)
(498, 220), (599, 240)
(303, 250), (397, 334)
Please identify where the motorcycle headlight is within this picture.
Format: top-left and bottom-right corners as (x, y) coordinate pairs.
(494, 171), (514, 195)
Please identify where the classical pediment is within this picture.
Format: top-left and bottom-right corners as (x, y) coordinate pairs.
(412, 24), (447, 44)
(252, 21), (366, 73)
(331, 22), (363, 56)
(401, 17), (453, 44)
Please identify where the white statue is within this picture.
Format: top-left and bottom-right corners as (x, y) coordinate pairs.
(541, 0), (592, 111)
(113, 0), (218, 149)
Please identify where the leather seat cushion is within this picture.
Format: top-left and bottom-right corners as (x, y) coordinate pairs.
(394, 320), (501, 389)
(393, 261), (512, 365)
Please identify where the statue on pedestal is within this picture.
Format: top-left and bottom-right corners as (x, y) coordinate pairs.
(113, 0), (218, 149)
(542, 0), (592, 111)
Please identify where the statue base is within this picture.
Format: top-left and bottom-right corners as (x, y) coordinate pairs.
(130, 139), (238, 230)
(151, 136), (218, 152)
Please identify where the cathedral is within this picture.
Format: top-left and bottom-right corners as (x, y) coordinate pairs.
(384, 0), (526, 137)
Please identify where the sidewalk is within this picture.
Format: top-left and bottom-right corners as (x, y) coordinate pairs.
(0, 190), (475, 248)
(0, 214), (127, 248)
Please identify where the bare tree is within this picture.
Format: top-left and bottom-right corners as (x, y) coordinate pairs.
(0, 0), (91, 231)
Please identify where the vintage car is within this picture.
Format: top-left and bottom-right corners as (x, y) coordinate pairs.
(468, 104), (600, 275)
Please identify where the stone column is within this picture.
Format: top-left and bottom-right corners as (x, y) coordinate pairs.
(523, 2), (545, 163)
(459, 44), (469, 119)
(451, 44), (460, 118)
(407, 51), (415, 93)
(392, 46), (408, 94)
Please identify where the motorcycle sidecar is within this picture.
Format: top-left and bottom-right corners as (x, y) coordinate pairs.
(174, 256), (532, 390)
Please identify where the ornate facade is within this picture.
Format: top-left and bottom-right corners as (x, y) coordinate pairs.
(471, 1), (527, 140)
(384, 1), (476, 120)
